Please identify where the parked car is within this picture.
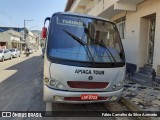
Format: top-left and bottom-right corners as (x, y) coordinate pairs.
(9, 48), (21, 58)
(0, 49), (13, 62)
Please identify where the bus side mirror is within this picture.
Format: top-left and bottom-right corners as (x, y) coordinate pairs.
(41, 27), (47, 39)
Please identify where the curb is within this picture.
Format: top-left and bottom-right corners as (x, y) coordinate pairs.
(120, 97), (157, 120)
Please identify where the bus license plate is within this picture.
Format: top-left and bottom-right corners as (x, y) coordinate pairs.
(81, 94), (98, 100)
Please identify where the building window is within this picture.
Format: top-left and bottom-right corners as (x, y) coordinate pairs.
(115, 17), (126, 39)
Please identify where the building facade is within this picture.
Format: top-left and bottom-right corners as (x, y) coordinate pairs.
(0, 29), (22, 50)
(25, 31), (37, 50)
(65, 0), (160, 76)
(31, 30), (41, 50)
(0, 27), (39, 51)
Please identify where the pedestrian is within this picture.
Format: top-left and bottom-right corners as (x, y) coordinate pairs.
(26, 47), (30, 57)
(152, 69), (156, 82)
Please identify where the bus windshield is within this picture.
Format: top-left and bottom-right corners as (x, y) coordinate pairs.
(47, 14), (125, 63)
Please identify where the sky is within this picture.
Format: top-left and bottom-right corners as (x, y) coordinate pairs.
(0, 0), (67, 30)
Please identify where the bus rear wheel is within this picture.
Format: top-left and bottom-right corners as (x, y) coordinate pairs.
(45, 102), (53, 116)
(2, 57), (4, 62)
(10, 55), (12, 60)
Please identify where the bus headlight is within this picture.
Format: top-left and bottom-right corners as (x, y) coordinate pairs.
(56, 83), (65, 90)
(110, 96), (117, 101)
(53, 96), (63, 101)
(44, 78), (49, 83)
(112, 85), (117, 90)
(50, 80), (56, 86)
(112, 82), (123, 91)
(117, 82), (122, 88)
(47, 79), (67, 90)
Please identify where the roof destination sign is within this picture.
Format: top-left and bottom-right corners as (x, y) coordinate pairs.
(57, 16), (83, 27)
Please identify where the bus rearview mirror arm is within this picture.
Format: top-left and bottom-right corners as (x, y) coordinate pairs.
(44, 17), (51, 26)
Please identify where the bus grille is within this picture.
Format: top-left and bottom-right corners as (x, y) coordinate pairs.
(67, 81), (109, 89)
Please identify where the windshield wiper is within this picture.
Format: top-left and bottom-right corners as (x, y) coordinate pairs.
(94, 39), (117, 63)
(63, 29), (95, 63)
(80, 21), (117, 63)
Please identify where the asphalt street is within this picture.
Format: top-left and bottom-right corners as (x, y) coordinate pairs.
(0, 52), (45, 112)
(0, 51), (116, 120)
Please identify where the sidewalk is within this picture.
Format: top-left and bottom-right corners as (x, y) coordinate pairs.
(123, 78), (160, 112)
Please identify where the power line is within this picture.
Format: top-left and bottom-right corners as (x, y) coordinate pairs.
(0, 10), (20, 27)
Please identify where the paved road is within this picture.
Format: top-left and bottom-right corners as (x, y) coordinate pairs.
(0, 51), (115, 120)
(0, 52), (45, 112)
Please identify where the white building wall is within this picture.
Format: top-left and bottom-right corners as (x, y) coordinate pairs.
(11, 36), (20, 42)
(109, 0), (160, 70)
(88, 0), (104, 16)
(153, 11), (160, 70)
(68, 0), (160, 71)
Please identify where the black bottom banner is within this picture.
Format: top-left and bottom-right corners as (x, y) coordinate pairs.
(0, 111), (160, 117)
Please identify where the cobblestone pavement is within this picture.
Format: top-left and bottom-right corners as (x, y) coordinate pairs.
(123, 79), (160, 112)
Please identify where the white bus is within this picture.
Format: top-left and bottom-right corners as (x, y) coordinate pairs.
(42, 12), (126, 105)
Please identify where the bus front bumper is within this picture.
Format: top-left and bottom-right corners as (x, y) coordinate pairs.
(43, 85), (124, 103)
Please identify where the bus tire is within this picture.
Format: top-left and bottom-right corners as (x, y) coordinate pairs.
(2, 57), (4, 62)
(10, 55), (12, 60)
(45, 102), (53, 116)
